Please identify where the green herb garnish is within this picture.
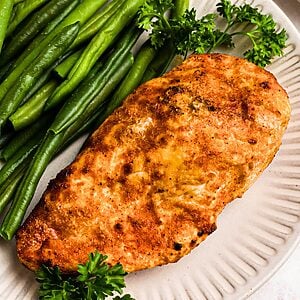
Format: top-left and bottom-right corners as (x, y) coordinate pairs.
(216, 0), (287, 66)
(138, 0), (287, 67)
(36, 251), (134, 300)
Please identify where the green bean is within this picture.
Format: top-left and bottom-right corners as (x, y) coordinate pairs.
(0, 0), (105, 104)
(46, 0), (145, 110)
(80, 0), (123, 33)
(3, 0), (79, 80)
(0, 168), (24, 214)
(0, 133), (43, 187)
(9, 80), (57, 131)
(70, 0), (126, 51)
(49, 62), (103, 129)
(10, 0), (80, 74)
(84, 53), (134, 120)
(54, 0), (107, 29)
(20, 51), (66, 106)
(1, 0), (76, 66)
(0, 53), (133, 240)
(141, 40), (175, 82)
(50, 25), (141, 134)
(41, 0), (80, 35)
(19, 62), (58, 106)
(0, 22), (80, 133)
(6, 0), (50, 37)
(54, 49), (83, 79)
(2, 114), (53, 161)
(96, 41), (156, 126)
(0, 0), (13, 53)
(0, 131), (64, 240)
(104, 40), (156, 117)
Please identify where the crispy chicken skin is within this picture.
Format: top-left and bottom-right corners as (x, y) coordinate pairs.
(16, 53), (290, 273)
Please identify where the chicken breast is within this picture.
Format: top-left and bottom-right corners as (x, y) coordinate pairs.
(16, 53), (290, 273)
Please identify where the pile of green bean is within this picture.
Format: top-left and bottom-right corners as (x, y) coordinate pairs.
(0, 0), (189, 240)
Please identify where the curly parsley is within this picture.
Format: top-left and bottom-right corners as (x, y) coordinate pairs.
(36, 252), (134, 300)
(138, 0), (287, 67)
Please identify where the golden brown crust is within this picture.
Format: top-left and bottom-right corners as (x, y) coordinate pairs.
(16, 53), (290, 273)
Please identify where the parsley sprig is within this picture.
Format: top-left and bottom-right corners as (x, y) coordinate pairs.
(137, 0), (287, 67)
(138, 0), (174, 49)
(36, 251), (134, 300)
(215, 0), (287, 66)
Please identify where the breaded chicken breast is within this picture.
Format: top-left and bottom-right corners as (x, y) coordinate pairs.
(16, 53), (290, 273)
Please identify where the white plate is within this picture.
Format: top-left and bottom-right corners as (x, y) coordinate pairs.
(1, 0), (300, 299)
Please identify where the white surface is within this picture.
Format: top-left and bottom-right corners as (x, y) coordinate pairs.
(0, 1), (300, 299)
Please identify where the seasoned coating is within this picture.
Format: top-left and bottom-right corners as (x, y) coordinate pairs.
(16, 53), (290, 273)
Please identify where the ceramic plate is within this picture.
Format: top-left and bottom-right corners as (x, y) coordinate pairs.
(0, 0), (300, 299)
